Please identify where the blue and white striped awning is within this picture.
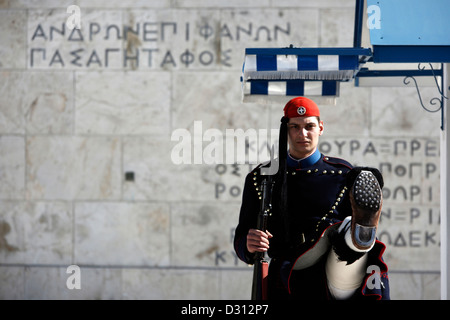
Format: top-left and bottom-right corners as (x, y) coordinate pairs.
(241, 47), (372, 102)
(242, 47), (372, 81)
(242, 79), (339, 96)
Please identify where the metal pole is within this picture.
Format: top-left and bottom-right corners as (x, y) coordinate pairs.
(441, 63), (450, 299)
(353, 0), (364, 48)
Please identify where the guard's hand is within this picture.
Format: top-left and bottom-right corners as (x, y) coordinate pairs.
(246, 229), (273, 253)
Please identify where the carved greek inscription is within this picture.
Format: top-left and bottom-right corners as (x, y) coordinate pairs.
(29, 17), (291, 69)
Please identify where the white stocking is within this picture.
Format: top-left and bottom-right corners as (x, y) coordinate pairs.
(325, 217), (372, 300)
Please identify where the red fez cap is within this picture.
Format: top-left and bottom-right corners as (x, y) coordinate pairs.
(283, 97), (320, 118)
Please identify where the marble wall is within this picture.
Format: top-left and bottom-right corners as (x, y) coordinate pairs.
(0, 0), (442, 299)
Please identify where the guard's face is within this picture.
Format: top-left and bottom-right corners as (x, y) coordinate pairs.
(287, 116), (323, 159)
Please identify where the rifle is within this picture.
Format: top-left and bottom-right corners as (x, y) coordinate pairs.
(251, 174), (274, 300)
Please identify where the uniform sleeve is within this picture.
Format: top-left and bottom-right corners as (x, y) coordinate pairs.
(324, 156), (354, 221)
(233, 171), (260, 264)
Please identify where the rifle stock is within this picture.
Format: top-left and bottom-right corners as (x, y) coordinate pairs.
(251, 175), (273, 300)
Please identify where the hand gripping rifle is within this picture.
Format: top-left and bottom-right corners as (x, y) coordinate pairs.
(251, 172), (274, 300)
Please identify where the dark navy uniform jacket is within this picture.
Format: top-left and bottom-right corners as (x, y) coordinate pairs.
(234, 149), (390, 300)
